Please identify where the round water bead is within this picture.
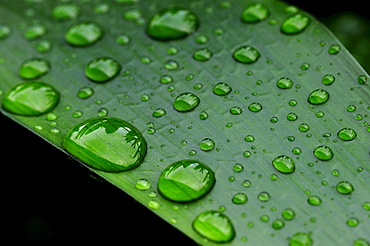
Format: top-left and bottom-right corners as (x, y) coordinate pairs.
(272, 155), (295, 174)
(19, 58), (51, 79)
(65, 22), (103, 47)
(241, 3), (270, 23)
(213, 82), (232, 96)
(200, 138), (215, 151)
(85, 57), (121, 83)
(308, 89), (330, 105)
(336, 181), (354, 195)
(337, 128), (357, 141)
(277, 77), (293, 89)
(289, 232), (313, 246)
(233, 45), (260, 64)
(313, 145), (333, 161)
(232, 192), (248, 204)
(173, 92), (200, 112)
(281, 13), (310, 35)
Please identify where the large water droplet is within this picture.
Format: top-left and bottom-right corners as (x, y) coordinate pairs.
(337, 128), (357, 141)
(313, 145), (333, 161)
(2, 81), (60, 116)
(62, 116), (147, 172)
(147, 7), (199, 41)
(192, 210), (235, 243)
(233, 45), (260, 64)
(173, 92), (200, 112)
(85, 57), (121, 82)
(241, 3), (270, 23)
(289, 232), (313, 246)
(308, 89), (330, 105)
(157, 160), (215, 202)
(65, 22), (103, 47)
(336, 181), (354, 195)
(19, 58), (51, 79)
(281, 13), (310, 35)
(272, 155), (295, 174)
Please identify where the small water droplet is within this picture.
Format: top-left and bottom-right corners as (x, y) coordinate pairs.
(241, 3), (270, 23)
(282, 208), (295, 220)
(85, 57), (121, 83)
(322, 74), (335, 85)
(164, 59), (179, 70)
(336, 181), (354, 195)
(308, 89), (330, 105)
(328, 44), (340, 55)
(258, 191), (271, 202)
(19, 58), (51, 79)
(62, 117), (147, 172)
(24, 23), (47, 40)
(233, 163), (244, 172)
(148, 200), (160, 210)
(2, 81), (60, 116)
(195, 33), (209, 44)
(72, 110), (83, 118)
(230, 106), (242, 115)
(193, 48), (213, 61)
(281, 13), (310, 35)
(346, 217), (359, 227)
(213, 82), (232, 96)
(147, 7), (199, 41)
(313, 145), (333, 161)
(173, 92), (200, 112)
(0, 23), (11, 39)
(307, 195), (322, 206)
(152, 108), (166, 118)
(233, 45), (260, 64)
(200, 138), (215, 151)
(159, 74), (173, 84)
(199, 111), (208, 120)
(272, 155), (295, 174)
(52, 3), (80, 20)
(276, 77), (293, 89)
(248, 102), (263, 112)
(78, 87), (94, 99)
(97, 108), (108, 116)
(158, 159), (215, 202)
(287, 112), (298, 121)
(289, 232), (313, 246)
(337, 128), (357, 141)
(135, 178), (151, 190)
(35, 40), (52, 53)
(192, 210), (235, 243)
(65, 22), (103, 47)
(272, 219), (285, 230)
(358, 75), (367, 84)
(116, 34), (130, 45)
(232, 192), (248, 204)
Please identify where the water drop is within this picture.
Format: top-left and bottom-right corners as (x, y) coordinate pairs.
(200, 138), (215, 152)
(148, 200), (160, 210)
(233, 45), (260, 64)
(193, 48), (212, 61)
(281, 13), (310, 35)
(363, 201), (370, 211)
(24, 23), (47, 40)
(19, 58), (50, 79)
(78, 87), (94, 99)
(65, 22), (103, 47)
(2, 81), (60, 116)
(230, 106), (242, 115)
(313, 145), (333, 161)
(152, 108), (166, 118)
(147, 7), (199, 41)
(97, 108), (108, 116)
(0, 23), (11, 39)
(328, 44), (340, 55)
(35, 40), (52, 53)
(358, 75), (367, 84)
(192, 210), (235, 243)
(116, 34), (130, 45)
(241, 3), (270, 23)
(233, 163), (244, 172)
(322, 74), (335, 85)
(282, 208), (296, 220)
(299, 123), (310, 132)
(346, 217), (359, 227)
(232, 192), (248, 204)
(336, 181), (354, 195)
(337, 128), (357, 141)
(52, 3), (80, 21)
(62, 116), (147, 172)
(308, 89), (330, 105)
(135, 179), (151, 191)
(164, 60), (179, 70)
(354, 238), (370, 246)
(307, 195), (322, 206)
(258, 191), (271, 202)
(272, 219), (285, 230)
(276, 77), (293, 89)
(85, 57), (121, 83)
(289, 232), (313, 246)
(272, 155), (295, 174)
(213, 82), (232, 96)
(244, 135), (255, 142)
(195, 34), (209, 44)
(287, 112), (298, 121)
(72, 110), (83, 118)
(157, 159), (215, 202)
(173, 92), (200, 112)
(199, 111), (208, 120)
(248, 102), (262, 112)
(159, 74), (173, 84)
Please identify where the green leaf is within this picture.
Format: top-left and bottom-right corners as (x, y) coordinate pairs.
(1, 0), (369, 245)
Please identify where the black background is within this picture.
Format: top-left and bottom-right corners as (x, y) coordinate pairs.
(2, 1), (368, 245)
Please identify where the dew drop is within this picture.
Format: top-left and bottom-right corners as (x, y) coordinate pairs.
(164, 60), (179, 70)
(135, 179), (151, 191)
(152, 108), (166, 118)
(276, 77), (293, 89)
(328, 44), (340, 55)
(233, 163), (244, 172)
(85, 57), (121, 83)
(52, 3), (80, 21)
(193, 48), (213, 61)
(358, 75), (367, 85)
(24, 23), (47, 40)
(354, 238), (370, 246)
(272, 219), (285, 230)
(281, 13), (310, 35)
(77, 87), (94, 99)
(65, 22), (103, 47)
(192, 210), (235, 243)
(157, 159), (215, 202)
(230, 106), (242, 115)
(336, 181), (354, 195)
(307, 195), (322, 206)
(322, 74), (335, 85)
(272, 155), (295, 174)
(2, 81), (60, 116)
(337, 128), (357, 141)
(289, 232), (313, 246)
(0, 23), (11, 39)
(159, 74), (173, 84)
(282, 208), (296, 220)
(19, 58), (51, 79)
(308, 89), (330, 105)
(97, 108), (108, 116)
(241, 3), (270, 23)
(148, 200), (160, 210)
(213, 82), (232, 96)
(62, 116), (147, 172)
(233, 45), (261, 64)
(248, 102), (263, 112)
(116, 34), (130, 45)
(199, 111), (208, 120)
(258, 191), (271, 202)
(313, 145), (333, 161)
(232, 192), (248, 204)
(299, 123), (310, 132)
(200, 138), (215, 152)
(146, 7), (199, 41)
(287, 112), (298, 121)
(346, 217), (359, 227)
(173, 92), (200, 112)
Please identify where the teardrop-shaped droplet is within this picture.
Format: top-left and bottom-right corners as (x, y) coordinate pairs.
(65, 22), (103, 47)
(272, 155), (295, 174)
(19, 58), (51, 79)
(337, 128), (357, 141)
(173, 92), (200, 112)
(147, 7), (199, 41)
(2, 81), (60, 116)
(158, 159), (215, 202)
(62, 116), (147, 172)
(241, 3), (270, 23)
(281, 13), (310, 35)
(313, 145), (333, 161)
(192, 210), (235, 243)
(85, 57), (121, 83)
(308, 89), (330, 105)
(233, 45), (260, 64)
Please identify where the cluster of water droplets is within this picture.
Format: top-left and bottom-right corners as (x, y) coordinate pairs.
(1, 1), (369, 245)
